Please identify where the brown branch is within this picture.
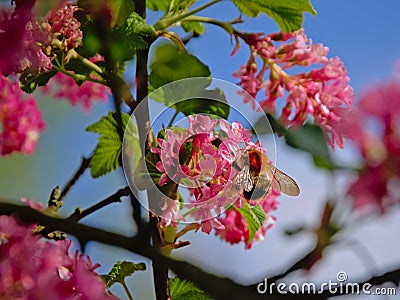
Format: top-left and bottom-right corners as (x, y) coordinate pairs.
(132, 0), (170, 298)
(263, 246), (325, 284)
(98, 24), (125, 141)
(59, 155), (91, 201)
(255, 202), (339, 286)
(0, 203), (261, 300)
(1, 203), (400, 300)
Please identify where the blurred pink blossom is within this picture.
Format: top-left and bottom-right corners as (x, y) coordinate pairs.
(20, 197), (45, 211)
(0, 214), (115, 299)
(0, 6), (35, 74)
(347, 77), (400, 213)
(0, 1), (82, 75)
(42, 72), (109, 112)
(0, 75), (45, 155)
(233, 29), (354, 149)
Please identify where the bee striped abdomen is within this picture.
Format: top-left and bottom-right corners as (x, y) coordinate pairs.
(243, 174), (272, 201)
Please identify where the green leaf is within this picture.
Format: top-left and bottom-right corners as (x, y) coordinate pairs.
(236, 202), (267, 242)
(170, 277), (213, 300)
(167, 0), (197, 15)
(103, 261), (146, 288)
(181, 21), (205, 35)
(124, 12), (157, 51)
(254, 111), (286, 135)
(65, 58), (94, 76)
(75, 12), (103, 58)
(80, 30), (102, 57)
(109, 0), (135, 27)
(285, 225), (305, 236)
(179, 140), (193, 165)
(284, 124), (336, 170)
(262, 113), (336, 171)
(149, 44), (229, 117)
(149, 43), (210, 89)
(78, 10), (155, 63)
(105, 12), (157, 62)
(125, 12), (156, 37)
(86, 112), (138, 178)
(232, 0), (316, 32)
(19, 70), (57, 93)
(173, 89), (230, 118)
(147, 0), (171, 11)
(285, 124), (330, 161)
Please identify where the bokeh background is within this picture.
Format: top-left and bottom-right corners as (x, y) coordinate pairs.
(1, 0), (400, 299)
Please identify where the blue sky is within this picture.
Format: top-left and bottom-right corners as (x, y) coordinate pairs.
(1, 1), (400, 299)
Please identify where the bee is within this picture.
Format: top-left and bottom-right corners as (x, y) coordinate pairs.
(232, 149), (300, 200)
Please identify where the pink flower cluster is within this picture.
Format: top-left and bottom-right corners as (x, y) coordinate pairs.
(0, 2), (107, 155)
(233, 29), (354, 149)
(0, 75), (45, 155)
(347, 77), (400, 213)
(0, 215), (115, 299)
(150, 115), (280, 248)
(0, 1), (82, 75)
(46, 1), (83, 51)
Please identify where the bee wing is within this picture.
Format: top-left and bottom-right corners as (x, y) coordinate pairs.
(270, 166), (300, 196)
(233, 164), (254, 192)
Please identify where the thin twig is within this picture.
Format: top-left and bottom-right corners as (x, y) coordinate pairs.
(129, 188), (144, 231)
(121, 280), (135, 300)
(167, 110), (179, 128)
(59, 155), (91, 201)
(182, 32), (200, 45)
(256, 202), (339, 286)
(67, 187), (131, 222)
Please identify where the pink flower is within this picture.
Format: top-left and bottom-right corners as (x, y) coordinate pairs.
(348, 166), (388, 214)
(216, 209), (249, 245)
(152, 128), (190, 186)
(41, 72), (109, 112)
(231, 57), (260, 110)
(0, 75), (46, 156)
(233, 29), (354, 149)
(150, 116), (281, 245)
(346, 76), (400, 213)
(190, 207), (224, 234)
(160, 197), (184, 227)
(188, 114), (217, 135)
(0, 215), (115, 299)
(46, 2), (83, 51)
